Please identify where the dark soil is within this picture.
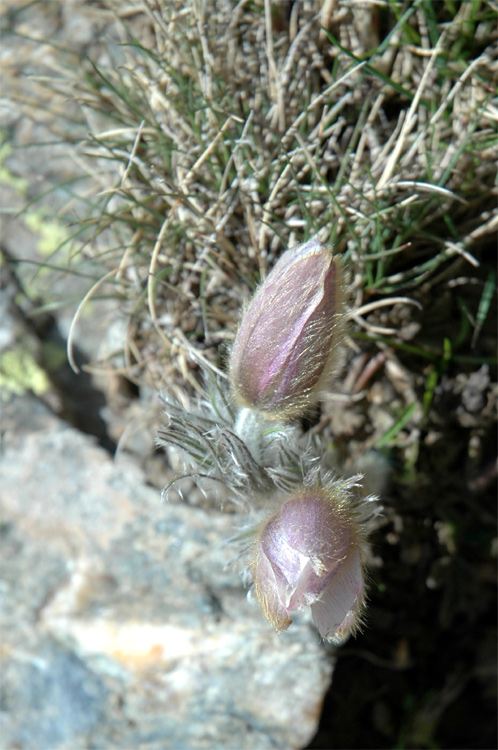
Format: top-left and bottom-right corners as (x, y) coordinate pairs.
(307, 243), (497, 749)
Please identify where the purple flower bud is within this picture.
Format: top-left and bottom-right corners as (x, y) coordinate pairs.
(229, 236), (345, 419)
(251, 488), (366, 641)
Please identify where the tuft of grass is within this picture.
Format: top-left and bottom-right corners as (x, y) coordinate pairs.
(9, 6), (497, 380)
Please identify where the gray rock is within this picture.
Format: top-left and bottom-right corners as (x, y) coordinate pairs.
(0, 394), (334, 749)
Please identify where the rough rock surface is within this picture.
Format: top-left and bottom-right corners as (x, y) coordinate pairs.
(0, 393), (334, 749)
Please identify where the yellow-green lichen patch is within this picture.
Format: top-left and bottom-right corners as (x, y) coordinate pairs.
(0, 349), (51, 397)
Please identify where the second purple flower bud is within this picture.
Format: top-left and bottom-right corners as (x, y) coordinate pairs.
(251, 486), (367, 641)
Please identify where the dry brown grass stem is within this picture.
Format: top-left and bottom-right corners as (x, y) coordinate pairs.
(67, 267), (120, 374)
(147, 212), (177, 341)
(377, 27), (450, 190)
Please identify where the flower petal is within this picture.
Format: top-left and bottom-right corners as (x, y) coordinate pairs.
(252, 543), (293, 632)
(310, 547), (365, 641)
(280, 492), (351, 573)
